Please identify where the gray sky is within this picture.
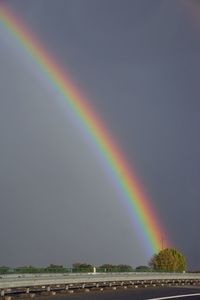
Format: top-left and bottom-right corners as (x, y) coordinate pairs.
(0, 0), (200, 269)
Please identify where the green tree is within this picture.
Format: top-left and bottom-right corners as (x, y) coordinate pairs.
(149, 248), (186, 272)
(135, 265), (150, 272)
(45, 264), (66, 273)
(98, 264), (133, 272)
(0, 266), (10, 274)
(72, 263), (93, 273)
(117, 264), (133, 272)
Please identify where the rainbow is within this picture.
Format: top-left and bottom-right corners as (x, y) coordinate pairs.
(0, 4), (169, 255)
(181, 0), (200, 29)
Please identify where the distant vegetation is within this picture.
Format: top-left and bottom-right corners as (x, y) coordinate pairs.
(97, 264), (133, 272)
(72, 263), (93, 273)
(0, 263), (149, 274)
(1, 249), (186, 275)
(149, 248), (186, 272)
(135, 265), (151, 272)
(0, 264), (70, 274)
(0, 266), (10, 274)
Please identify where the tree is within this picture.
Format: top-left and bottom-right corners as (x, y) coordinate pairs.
(0, 266), (10, 274)
(45, 264), (66, 273)
(98, 264), (133, 272)
(117, 264), (133, 272)
(72, 263), (93, 273)
(149, 248), (186, 272)
(135, 265), (150, 272)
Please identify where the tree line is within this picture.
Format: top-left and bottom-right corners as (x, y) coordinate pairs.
(0, 248), (187, 274)
(0, 263), (147, 274)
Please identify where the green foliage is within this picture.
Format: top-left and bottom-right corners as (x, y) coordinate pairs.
(0, 266), (10, 274)
(117, 264), (133, 272)
(98, 264), (133, 272)
(135, 265), (151, 272)
(15, 266), (38, 273)
(0, 263), (135, 274)
(149, 248), (186, 272)
(72, 263), (93, 273)
(44, 264), (67, 273)
(13, 265), (69, 274)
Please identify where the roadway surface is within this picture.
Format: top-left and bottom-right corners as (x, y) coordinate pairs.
(28, 287), (200, 300)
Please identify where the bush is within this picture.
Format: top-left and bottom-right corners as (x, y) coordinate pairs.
(149, 248), (186, 272)
(135, 265), (151, 272)
(98, 264), (133, 272)
(0, 266), (10, 274)
(72, 263), (93, 273)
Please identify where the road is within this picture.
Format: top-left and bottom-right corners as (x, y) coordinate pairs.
(29, 287), (200, 300)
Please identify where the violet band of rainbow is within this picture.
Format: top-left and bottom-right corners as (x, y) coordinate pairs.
(0, 4), (170, 254)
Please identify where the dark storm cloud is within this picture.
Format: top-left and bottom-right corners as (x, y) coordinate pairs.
(1, 0), (200, 269)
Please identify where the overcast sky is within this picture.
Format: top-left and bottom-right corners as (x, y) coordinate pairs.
(0, 0), (200, 269)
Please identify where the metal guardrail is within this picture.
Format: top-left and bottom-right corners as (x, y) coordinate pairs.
(1, 273), (200, 298)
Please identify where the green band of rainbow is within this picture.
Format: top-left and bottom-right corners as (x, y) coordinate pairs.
(0, 4), (170, 254)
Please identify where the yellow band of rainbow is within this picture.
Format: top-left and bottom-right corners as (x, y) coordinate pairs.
(0, 4), (170, 255)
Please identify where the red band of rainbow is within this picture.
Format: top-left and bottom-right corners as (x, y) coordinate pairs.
(0, 4), (170, 255)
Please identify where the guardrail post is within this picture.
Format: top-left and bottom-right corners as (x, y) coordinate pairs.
(26, 288), (30, 294)
(47, 286), (51, 292)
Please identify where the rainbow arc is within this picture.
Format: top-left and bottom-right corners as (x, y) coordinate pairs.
(0, 4), (170, 255)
